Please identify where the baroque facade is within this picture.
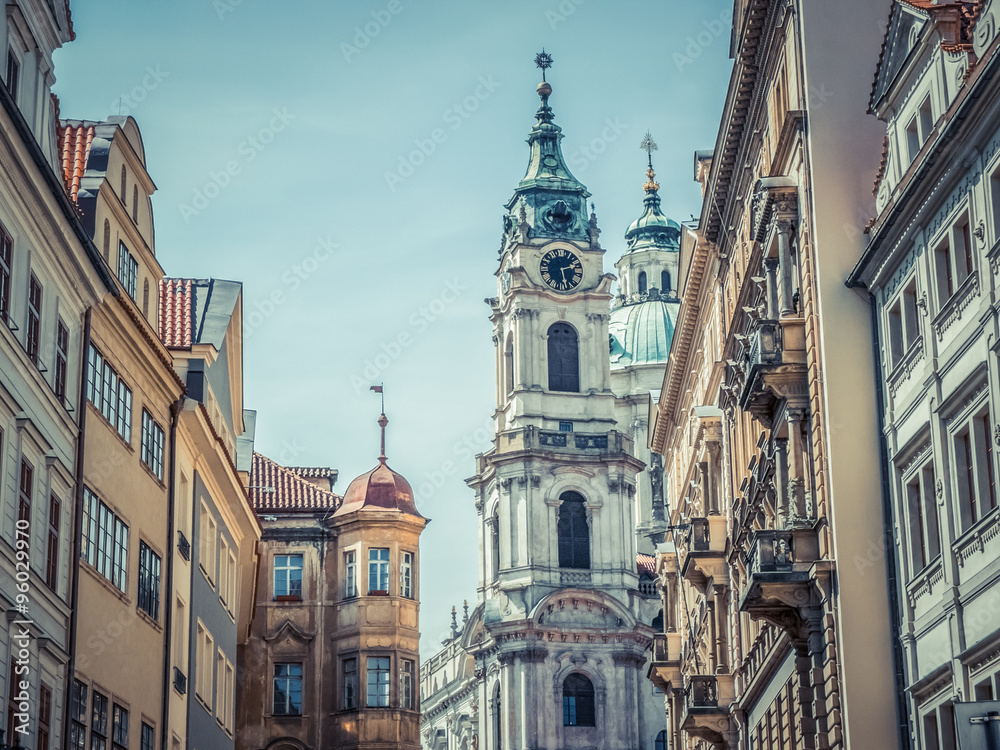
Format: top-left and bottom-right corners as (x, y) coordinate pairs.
(420, 70), (670, 750)
(849, 1), (1000, 746)
(646, 0), (900, 748)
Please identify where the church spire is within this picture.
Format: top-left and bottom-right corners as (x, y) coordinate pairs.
(624, 132), (680, 254)
(504, 51), (591, 243)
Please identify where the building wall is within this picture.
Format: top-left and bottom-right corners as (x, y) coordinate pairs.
(186, 469), (240, 750)
(854, 3), (1000, 746)
(0, 4), (105, 750)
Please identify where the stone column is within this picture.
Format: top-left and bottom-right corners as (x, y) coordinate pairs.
(774, 437), (790, 529)
(698, 461), (711, 516)
(786, 408), (809, 526)
(763, 256), (780, 319)
(777, 219), (795, 317)
(714, 586), (728, 674)
(707, 601), (718, 674)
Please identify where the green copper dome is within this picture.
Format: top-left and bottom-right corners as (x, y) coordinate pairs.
(609, 296), (679, 368)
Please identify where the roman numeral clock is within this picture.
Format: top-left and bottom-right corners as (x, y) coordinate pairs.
(539, 248), (583, 292)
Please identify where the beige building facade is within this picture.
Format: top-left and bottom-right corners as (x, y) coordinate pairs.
(647, 0), (901, 748)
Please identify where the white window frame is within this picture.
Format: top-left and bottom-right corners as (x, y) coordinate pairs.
(400, 550), (414, 599)
(344, 549), (357, 599)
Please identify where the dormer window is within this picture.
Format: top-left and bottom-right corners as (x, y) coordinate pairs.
(5, 49), (19, 103)
(905, 96), (933, 164)
(117, 242), (138, 299)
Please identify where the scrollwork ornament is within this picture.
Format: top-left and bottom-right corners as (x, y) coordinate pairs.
(936, 479), (944, 505)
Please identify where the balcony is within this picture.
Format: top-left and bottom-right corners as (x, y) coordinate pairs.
(739, 527), (820, 636)
(681, 675), (735, 745)
(680, 517), (728, 593)
(739, 318), (807, 426)
(646, 632), (682, 691)
(178, 531), (191, 561)
(494, 426), (634, 457)
(173, 667), (187, 695)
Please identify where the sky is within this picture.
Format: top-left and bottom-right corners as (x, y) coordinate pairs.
(53, 0), (733, 656)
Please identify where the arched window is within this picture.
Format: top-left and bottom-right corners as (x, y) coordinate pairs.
(557, 492), (590, 569)
(655, 730), (667, 750)
(142, 279), (150, 318)
(102, 219), (111, 262)
(504, 334), (514, 396)
(492, 683), (502, 750)
(547, 323), (579, 392)
(638, 271), (647, 294)
(562, 673), (595, 726)
(120, 166), (127, 199)
(661, 270), (671, 294)
(491, 510), (500, 581)
(132, 185), (139, 222)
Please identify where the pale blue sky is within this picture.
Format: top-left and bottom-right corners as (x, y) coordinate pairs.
(53, 0), (733, 654)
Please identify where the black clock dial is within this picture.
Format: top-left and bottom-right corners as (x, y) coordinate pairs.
(539, 249), (583, 292)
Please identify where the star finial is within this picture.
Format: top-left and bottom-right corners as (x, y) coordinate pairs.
(535, 50), (553, 82)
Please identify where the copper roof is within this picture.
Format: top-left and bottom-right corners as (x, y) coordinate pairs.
(159, 278), (194, 348)
(335, 457), (423, 518)
(56, 123), (95, 203)
(250, 452), (342, 514)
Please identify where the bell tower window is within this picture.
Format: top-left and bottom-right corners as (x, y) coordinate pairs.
(557, 492), (590, 569)
(504, 334), (514, 396)
(638, 271), (647, 294)
(661, 270), (671, 294)
(547, 323), (579, 392)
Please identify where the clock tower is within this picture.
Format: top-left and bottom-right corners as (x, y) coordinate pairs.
(464, 56), (665, 750)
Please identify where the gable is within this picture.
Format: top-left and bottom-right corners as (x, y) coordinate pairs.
(871, 3), (929, 111)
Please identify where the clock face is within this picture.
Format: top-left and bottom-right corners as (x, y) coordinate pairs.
(539, 249), (583, 292)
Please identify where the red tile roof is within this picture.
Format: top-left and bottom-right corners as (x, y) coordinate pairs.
(250, 452), (342, 514)
(56, 122), (94, 203)
(637, 553), (657, 578)
(159, 279), (193, 348)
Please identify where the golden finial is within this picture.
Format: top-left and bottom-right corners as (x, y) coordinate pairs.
(640, 132), (660, 193)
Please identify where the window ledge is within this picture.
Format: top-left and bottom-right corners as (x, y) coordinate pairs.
(932, 269), (980, 340)
(954, 506), (1000, 568)
(274, 595), (301, 602)
(905, 556), (945, 609)
(886, 336), (926, 398)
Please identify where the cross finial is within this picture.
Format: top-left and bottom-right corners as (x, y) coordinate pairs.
(640, 132), (658, 168)
(534, 50), (553, 81)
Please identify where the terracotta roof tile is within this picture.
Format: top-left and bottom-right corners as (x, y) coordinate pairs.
(56, 122), (94, 203)
(159, 279), (194, 348)
(637, 553), (657, 578)
(251, 452), (342, 514)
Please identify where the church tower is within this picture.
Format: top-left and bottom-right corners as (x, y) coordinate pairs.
(464, 55), (665, 750)
(609, 137), (682, 551)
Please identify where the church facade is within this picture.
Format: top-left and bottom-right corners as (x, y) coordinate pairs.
(419, 66), (675, 750)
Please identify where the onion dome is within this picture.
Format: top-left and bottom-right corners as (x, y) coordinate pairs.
(335, 413), (424, 518)
(609, 295), (679, 368)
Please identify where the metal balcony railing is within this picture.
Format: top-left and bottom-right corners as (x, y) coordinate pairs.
(173, 667), (187, 695)
(178, 531), (191, 561)
(685, 676), (719, 709)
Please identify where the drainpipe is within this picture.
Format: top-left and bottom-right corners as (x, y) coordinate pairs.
(867, 295), (911, 749)
(160, 398), (183, 750)
(64, 307), (91, 750)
